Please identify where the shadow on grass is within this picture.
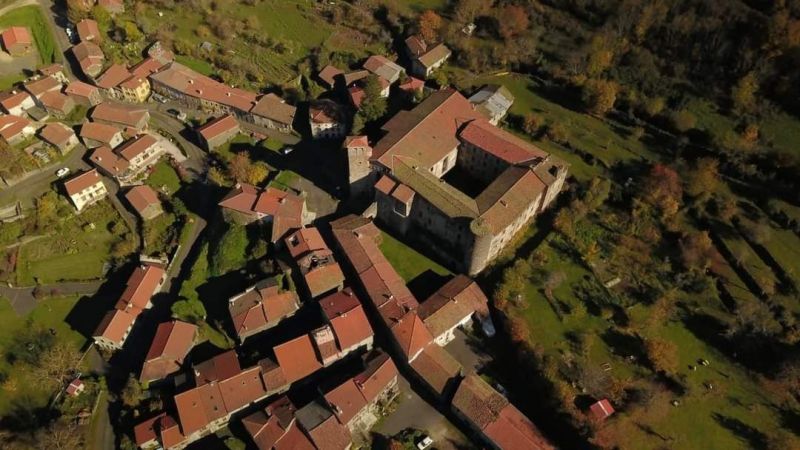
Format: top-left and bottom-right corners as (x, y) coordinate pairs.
(713, 413), (767, 449)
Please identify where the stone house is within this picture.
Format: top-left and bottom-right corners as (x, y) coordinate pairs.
(39, 122), (79, 154)
(63, 169), (107, 211)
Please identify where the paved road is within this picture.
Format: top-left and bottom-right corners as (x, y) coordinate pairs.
(0, 280), (102, 315)
(0, 145), (91, 207)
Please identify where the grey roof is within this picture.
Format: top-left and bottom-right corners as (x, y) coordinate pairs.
(469, 85), (514, 120)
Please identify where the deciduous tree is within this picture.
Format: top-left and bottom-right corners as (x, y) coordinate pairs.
(644, 338), (678, 374)
(685, 157), (719, 197)
(641, 164), (682, 217)
(497, 5), (529, 41)
(731, 72), (758, 114)
(582, 79), (618, 115)
(418, 10), (442, 43)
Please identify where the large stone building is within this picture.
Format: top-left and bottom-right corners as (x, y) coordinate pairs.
(369, 89), (568, 275)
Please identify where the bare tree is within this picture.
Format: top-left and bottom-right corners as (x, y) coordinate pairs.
(31, 342), (80, 390)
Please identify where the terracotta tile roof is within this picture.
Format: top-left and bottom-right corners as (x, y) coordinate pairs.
(317, 64), (343, 87)
(116, 133), (158, 161)
(150, 62), (258, 112)
(0, 90), (33, 110)
(354, 351), (398, 403)
(254, 187), (304, 242)
(219, 182), (259, 215)
(76, 19), (100, 41)
(193, 350), (241, 385)
(251, 93), (296, 126)
(372, 89), (483, 169)
(324, 378), (367, 425)
(93, 309), (134, 343)
(363, 55), (404, 82)
(198, 114), (239, 141)
(303, 263), (345, 298)
(0, 114), (31, 140)
(319, 289), (373, 351)
(218, 366), (267, 412)
(390, 311), (433, 361)
(96, 63), (132, 89)
(417, 43), (451, 68)
(24, 76), (60, 98)
(342, 70), (370, 86)
(475, 166), (546, 234)
(80, 121), (121, 146)
(311, 325), (340, 364)
(90, 102), (149, 129)
(348, 86), (365, 109)
(285, 227), (327, 259)
(2, 26), (31, 47)
(243, 396), (315, 450)
(140, 320), (197, 382)
(130, 57), (164, 78)
(39, 122), (75, 146)
(65, 81), (99, 98)
(273, 334), (322, 383)
(459, 118), (547, 164)
(305, 413), (352, 450)
(158, 415), (186, 449)
(39, 63), (64, 77)
(399, 76), (425, 92)
(134, 412), (166, 447)
(409, 344), (461, 395)
(405, 35), (427, 57)
(391, 183), (415, 204)
(344, 135), (369, 148)
(452, 374), (508, 429)
(72, 41), (104, 75)
(88, 146), (128, 176)
(174, 382), (226, 435)
(418, 275), (489, 339)
(64, 169), (103, 196)
(125, 185), (160, 216)
(485, 404), (554, 450)
(590, 398), (615, 420)
(114, 263), (165, 315)
(39, 91), (74, 114)
(229, 279), (299, 340)
(309, 99), (346, 124)
(258, 357), (288, 391)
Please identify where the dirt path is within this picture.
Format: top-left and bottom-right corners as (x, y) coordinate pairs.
(0, 279), (102, 315)
(0, 0), (37, 17)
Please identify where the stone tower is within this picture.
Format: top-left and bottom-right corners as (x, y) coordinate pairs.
(344, 135), (373, 199)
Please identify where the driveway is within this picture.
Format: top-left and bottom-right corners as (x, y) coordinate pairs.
(0, 144), (91, 208)
(444, 327), (491, 375)
(0, 280), (102, 315)
(378, 375), (471, 449)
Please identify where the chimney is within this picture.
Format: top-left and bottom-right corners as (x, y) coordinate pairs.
(188, 79), (194, 85)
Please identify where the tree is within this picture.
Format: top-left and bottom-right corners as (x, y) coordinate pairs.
(740, 219), (771, 245)
(36, 420), (83, 450)
(731, 72), (758, 114)
(642, 164), (682, 217)
(30, 342), (79, 389)
(246, 162), (269, 185)
(171, 298), (207, 323)
(228, 153), (252, 182)
(644, 338), (678, 374)
(685, 157), (719, 197)
(207, 166), (230, 187)
(454, 0), (490, 24)
(679, 231), (714, 272)
(360, 75), (387, 122)
(120, 374), (144, 408)
(497, 5), (529, 41)
(66, 0), (93, 23)
(122, 21), (144, 43)
(35, 191), (58, 231)
(582, 79), (618, 115)
(522, 113), (542, 136)
(90, 5), (112, 31)
(643, 96), (665, 117)
(418, 10), (442, 43)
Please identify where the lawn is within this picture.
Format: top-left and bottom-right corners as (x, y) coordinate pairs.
(0, 5), (58, 64)
(0, 294), (85, 416)
(379, 231), (451, 283)
(714, 227), (778, 295)
(15, 201), (127, 285)
(0, 72), (25, 91)
(269, 169), (299, 191)
(174, 54), (215, 76)
(145, 160), (182, 195)
(762, 227), (800, 286)
(470, 73), (662, 180)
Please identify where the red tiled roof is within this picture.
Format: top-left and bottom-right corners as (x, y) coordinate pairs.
(229, 281), (299, 340)
(88, 146), (128, 177)
(285, 227), (327, 259)
(306, 414), (352, 450)
(65, 81), (99, 98)
(418, 275), (489, 340)
(39, 91), (74, 113)
(114, 263), (165, 316)
(391, 183), (415, 204)
(417, 43), (451, 68)
(405, 35), (427, 57)
(76, 19), (100, 42)
(273, 334), (322, 383)
(243, 397), (315, 450)
(134, 413), (166, 447)
(309, 100), (345, 124)
(348, 86), (365, 108)
(218, 366), (267, 412)
(174, 382), (226, 435)
(140, 321), (197, 382)
(354, 352), (398, 403)
(459, 118), (547, 164)
(130, 57), (165, 78)
(319, 289), (373, 351)
(159, 415), (186, 449)
(64, 169), (103, 196)
(2, 26), (31, 47)
(409, 344), (461, 395)
(251, 93), (296, 126)
(590, 398), (615, 420)
(485, 404), (554, 450)
(390, 311), (433, 361)
(80, 121), (121, 145)
(24, 76), (61, 98)
(324, 379), (367, 425)
(311, 325), (340, 364)
(0, 90), (33, 110)
(344, 135), (369, 148)
(219, 182), (259, 214)
(39, 122), (75, 146)
(0, 114), (30, 140)
(193, 350), (241, 385)
(304, 263), (345, 298)
(317, 64), (343, 87)
(96, 63), (132, 89)
(399, 76), (425, 92)
(90, 102), (149, 128)
(198, 114), (239, 141)
(258, 358), (288, 391)
(116, 133), (158, 161)
(72, 41), (104, 75)
(93, 309), (134, 343)
(125, 185), (160, 216)
(39, 63), (64, 77)
(150, 62), (257, 112)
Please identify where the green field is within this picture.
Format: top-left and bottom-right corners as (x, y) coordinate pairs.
(715, 228), (778, 295)
(0, 295), (85, 416)
(762, 227), (800, 286)
(146, 160), (182, 195)
(16, 201), (128, 285)
(175, 54), (215, 76)
(379, 231), (451, 283)
(0, 5), (58, 64)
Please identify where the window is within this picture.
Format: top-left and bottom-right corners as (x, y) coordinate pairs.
(393, 199), (407, 216)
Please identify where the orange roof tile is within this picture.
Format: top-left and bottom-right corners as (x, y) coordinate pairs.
(390, 311), (433, 361)
(64, 169), (104, 196)
(273, 335), (321, 383)
(39, 122), (75, 146)
(324, 379), (367, 425)
(93, 309), (135, 343)
(2, 26), (31, 47)
(125, 185), (160, 215)
(319, 289), (373, 351)
(197, 114), (239, 141)
(354, 352), (398, 403)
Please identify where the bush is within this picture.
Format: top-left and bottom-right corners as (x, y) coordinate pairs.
(209, 224), (248, 276)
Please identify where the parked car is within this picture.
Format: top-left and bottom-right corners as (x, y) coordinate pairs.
(281, 146), (294, 155)
(416, 436), (433, 450)
(55, 167), (70, 178)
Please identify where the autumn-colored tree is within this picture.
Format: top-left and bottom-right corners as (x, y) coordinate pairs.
(731, 72), (758, 114)
(671, 109), (696, 132)
(641, 164), (682, 217)
(36, 420), (83, 450)
(585, 35), (614, 77)
(679, 231), (714, 272)
(553, 208), (575, 238)
(30, 342), (80, 390)
(685, 157), (719, 197)
(643, 96), (665, 117)
(246, 162), (269, 185)
(741, 123), (759, 144)
(66, 0), (93, 23)
(644, 338), (678, 374)
(582, 78), (618, 115)
(228, 153), (252, 182)
(120, 373), (144, 408)
(418, 10), (442, 43)
(497, 5), (529, 41)
(522, 112), (542, 136)
(454, 0), (491, 24)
